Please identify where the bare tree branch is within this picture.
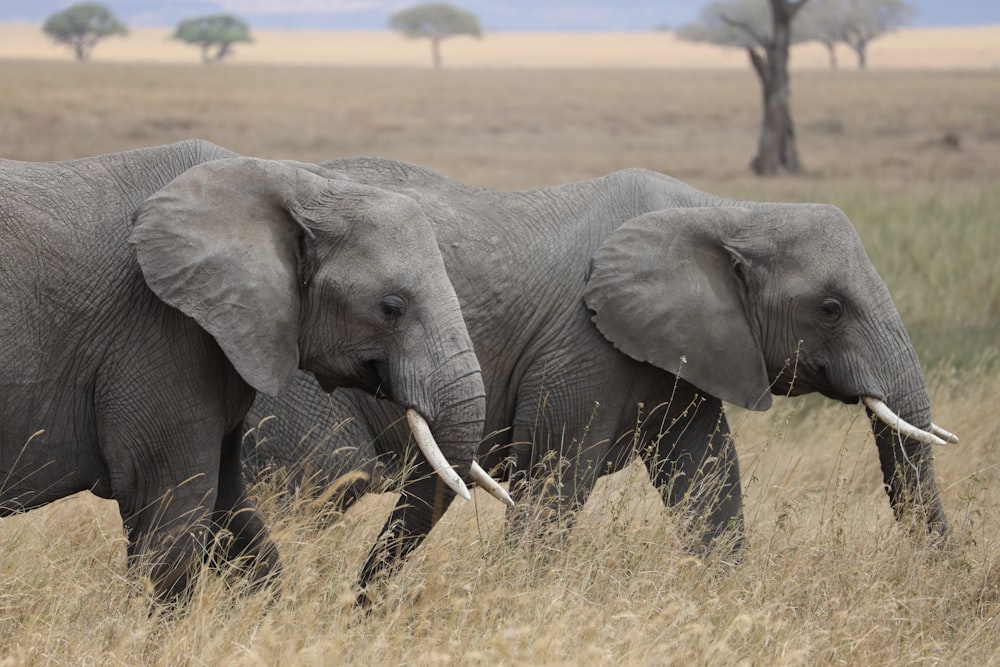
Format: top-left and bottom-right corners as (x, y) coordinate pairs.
(788, 0), (811, 19)
(747, 46), (769, 84)
(720, 12), (768, 47)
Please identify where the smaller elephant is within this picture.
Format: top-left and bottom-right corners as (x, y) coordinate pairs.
(0, 140), (495, 602)
(245, 158), (958, 600)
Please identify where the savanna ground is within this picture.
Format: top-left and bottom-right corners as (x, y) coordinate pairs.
(1, 43), (999, 665)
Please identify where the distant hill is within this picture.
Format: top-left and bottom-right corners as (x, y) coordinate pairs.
(6, 0), (1000, 31)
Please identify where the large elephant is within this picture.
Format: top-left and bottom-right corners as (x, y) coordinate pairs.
(245, 158), (957, 600)
(0, 141), (491, 603)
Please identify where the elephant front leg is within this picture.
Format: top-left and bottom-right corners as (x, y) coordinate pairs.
(120, 437), (280, 604)
(641, 395), (745, 556)
(355, 457), (456, 607)
(121, 483), (217, 604)
(505, 452), (597, 543)
(502, 419), (605, 547)
(210, 426), (282, 592)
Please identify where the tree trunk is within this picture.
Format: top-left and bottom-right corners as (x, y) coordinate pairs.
(430, 36), (443, 68)
(853, 39), (868, 69)
(72, 37), (90, 62)
(748, 0), (805, 176)
(748, 48), (800, 175)
(824, 41), (838, 70)
(214, 42), (232, 63)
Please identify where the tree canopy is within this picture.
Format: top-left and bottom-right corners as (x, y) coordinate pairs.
(388, 3), (482, 68)
(798, 0), (916, 68)
(676, 0), (810, 49)
(173, 14), (253, 64)
(42, 3), (127, 62)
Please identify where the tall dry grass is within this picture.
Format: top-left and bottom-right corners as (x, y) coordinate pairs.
(0, 57), (998, 664)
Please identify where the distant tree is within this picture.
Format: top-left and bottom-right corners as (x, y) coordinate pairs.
(173, 14), (253, 64)
(42, 3), (126, 62)
(677, 0), (811, 175)
(796, 0), (843, 68)
(388, 3), (482, 68)
(799, 0), (916, 69)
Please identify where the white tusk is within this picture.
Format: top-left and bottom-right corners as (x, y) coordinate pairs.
(930, 423), (960, 444)
(406, 409), (471, 501)
(861, 397), (949, 446)
(470, 461), (515, 507)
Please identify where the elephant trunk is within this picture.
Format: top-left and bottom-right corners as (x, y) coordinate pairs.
(397, 338), (487, 482)
(408, 409), (513, 506)
(866, 344), (951, 539)
(356, 463), (454, 606)
(356, 343), (488, 605)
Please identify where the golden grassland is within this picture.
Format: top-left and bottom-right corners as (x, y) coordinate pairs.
(2, 23), (1000, 69)
(0, 50), (998, 664)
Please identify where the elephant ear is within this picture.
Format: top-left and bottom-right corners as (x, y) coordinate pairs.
(130, 157), (328, 396)
(584, 207), (772, 411)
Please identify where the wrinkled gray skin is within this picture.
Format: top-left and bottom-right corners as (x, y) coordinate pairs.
(246, 158), (948, 597)
(0, 142), (485, 603)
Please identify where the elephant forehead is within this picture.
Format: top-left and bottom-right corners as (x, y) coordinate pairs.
(319, 223), (441, 276)
(764, 212), (868, 272)
(311, 228), (440, 301)
(318, 193), (441, 260)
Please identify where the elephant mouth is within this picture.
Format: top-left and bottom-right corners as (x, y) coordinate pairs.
(821, 389), (859, 405)
(314, 359), (389, 399)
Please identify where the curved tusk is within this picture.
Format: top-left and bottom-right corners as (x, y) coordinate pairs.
(861, 397), (949, 446)
(470, 461), (515, 507)
(406, 409), (471, 501)
(930, 423), (960, 444)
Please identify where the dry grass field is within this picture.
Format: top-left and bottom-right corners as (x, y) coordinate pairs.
(1, 32), (999, 665)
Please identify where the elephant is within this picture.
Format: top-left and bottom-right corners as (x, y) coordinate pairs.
(0, 140), (496, 603)
(244, 157), (958, 601)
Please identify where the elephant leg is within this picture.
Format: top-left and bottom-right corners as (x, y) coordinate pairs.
(101, 397), (232, 602)
(503, 394), (605, 544)
(641, 395), (745, 555)
(355, 455), (455, 607)
(210, 426), (282, 590)
(120, 476), (218, 604)
(506, 449), (600, 541)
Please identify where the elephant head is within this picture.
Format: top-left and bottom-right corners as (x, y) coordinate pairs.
(129, 156), (486, 499)
(585, 204), (955, 536)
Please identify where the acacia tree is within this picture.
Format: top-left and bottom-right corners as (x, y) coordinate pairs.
(389, 3), (482, 69)
(42, 3), (126, 62)
(799, 0), (915, 69)
(796, 0), (843, 68)
(173, 14), (253, 64)
(678, 0), (810, 176)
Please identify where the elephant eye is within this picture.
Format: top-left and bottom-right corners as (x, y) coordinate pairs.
(380, 294), (407, 320)
(819, 298), (843, 320)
